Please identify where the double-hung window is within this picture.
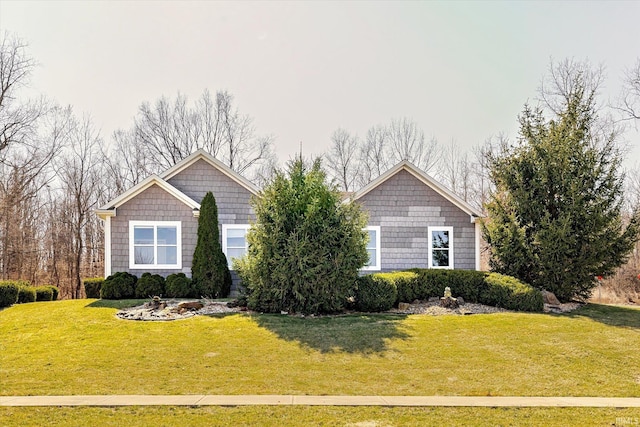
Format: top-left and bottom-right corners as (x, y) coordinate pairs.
(428, 226), (453, 269)
(362, 226), (381, 271)
(129, 221), (181, 269)
(222, 224), (250, 268)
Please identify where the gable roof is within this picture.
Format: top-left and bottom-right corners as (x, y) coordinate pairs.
(351, 160), (484, 219)
(96, 150), (262, 220)
(96, 174), (200, 219)
(161, 149), (260, 196)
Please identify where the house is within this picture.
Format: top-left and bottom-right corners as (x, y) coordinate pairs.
(96, 150), (483, 291)
(351, 161), (483, 272)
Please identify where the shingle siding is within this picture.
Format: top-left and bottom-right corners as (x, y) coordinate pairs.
(359, 169), (477, 271)
(109, 159), (255, 287)
(110, 184), (198, 276)
(166, 159), (255, 224)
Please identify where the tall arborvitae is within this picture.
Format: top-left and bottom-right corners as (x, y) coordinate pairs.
(483, 82), (640, 301)
(192, 192), (232, 298)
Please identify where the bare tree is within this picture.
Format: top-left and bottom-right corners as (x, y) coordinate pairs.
(325, 128), (360, 192)
(113, 89), (274, 185)
(386, 117), (440, 173)
(102, 129), (151, 197)
(538, 58), (606, 116)
(0, 33), (63, 280)
(326, 118), (440, 189)
(56, 112), (105, 298)
(438, 140), (473, 203)
(357, 124), (388, 187)
(0, 32), (45, 158)
(616, 59), (640, 123)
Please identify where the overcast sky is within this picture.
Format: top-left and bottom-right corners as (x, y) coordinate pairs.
(1, 1), (639, 166)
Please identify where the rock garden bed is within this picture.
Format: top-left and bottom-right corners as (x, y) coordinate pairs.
(116, 297), (583, 321)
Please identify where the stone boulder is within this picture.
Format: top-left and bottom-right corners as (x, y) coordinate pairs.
(440, 296), (459, 309)
(178, 301), (204, 310)
(541, 290), (561, 305)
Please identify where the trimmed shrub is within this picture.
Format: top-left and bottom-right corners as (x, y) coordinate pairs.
(0, 282), (20, 308)
(135, 273), (166, 298)
(17, 286), (36, 304)
(47, 285), (60, 301)
(481, 273), (543, 312)
(83, 278), (104, 299)
(101, 272), (137, 300)
(165, 273), (198, 298)
(355, 275), (398, 312)
(372, 271), (419, 305)
(404, 269), (487, 303)
(192, 191), (232, 298)
(34, 286), (54, 302)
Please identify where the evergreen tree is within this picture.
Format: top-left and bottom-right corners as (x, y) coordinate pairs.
(192, 192), (232, 298)
(484, 82), (640, 302)
(235, 157), (369, 314)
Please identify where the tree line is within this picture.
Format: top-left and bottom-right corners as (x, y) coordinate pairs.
(1, 30), (639, 300)
(0, 32), (276, 298)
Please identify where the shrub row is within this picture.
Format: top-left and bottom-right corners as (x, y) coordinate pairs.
(355, 274), (398, 312)
(83, 278), (104, 298)
(356, 269), (543, 312)
(99, 272), (201, 300)
(0, 281), (59, 308)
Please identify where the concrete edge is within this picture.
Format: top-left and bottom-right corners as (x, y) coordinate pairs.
(0, 395), (639, 408)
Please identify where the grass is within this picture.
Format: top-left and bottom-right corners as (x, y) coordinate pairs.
(1, 299), (639, 398)
(1, 406), (639, 427)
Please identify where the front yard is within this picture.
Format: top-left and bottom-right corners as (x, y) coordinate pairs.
(1, 300), (639, 425)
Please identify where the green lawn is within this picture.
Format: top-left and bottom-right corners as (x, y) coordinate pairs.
(2, 406), (639, 427)
(1, 300), (639, 398)
(2, 300), (639, 425)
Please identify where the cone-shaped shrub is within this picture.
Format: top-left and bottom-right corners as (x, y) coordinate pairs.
(192, 192), (232, 298)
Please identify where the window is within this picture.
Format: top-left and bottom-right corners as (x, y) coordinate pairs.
(428, 226), (453, 269)
(362, 226), (381, 271)
(129, 221), (181, 269)
(222, 224), (251, 268)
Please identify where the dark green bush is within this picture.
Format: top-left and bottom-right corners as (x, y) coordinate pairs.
(17, 286), (36, 304)
(135, 273), (166, 298)
(0, 282), (20, 308)
(101, 272), (137, 300)
(83, 278), (104, 299)
(373, 271), (419, 305)
(355, 274), (398, 312)
(165, 273), (198, 298)
(403, 269), (487, 303)
(481, 273), (543, 312)
(192, 191), (232, 298)
(34, 286), (54, 301)
(47, 285), (60, 301)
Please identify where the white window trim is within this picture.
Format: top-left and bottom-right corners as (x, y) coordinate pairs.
(129, 221), (182, 270)
(362, 226), (381, 271)
(222, 224), (251, 269)
(428, 226), (454, 270)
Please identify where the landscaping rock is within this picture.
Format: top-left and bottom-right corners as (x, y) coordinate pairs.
(542, 290), (561, 305)
(116, 300), (239, 321)
(178, 301), (204, 310)
(398, 302), (411, 311)
(440, 296), (459, 309)
(457, 296), (465, 305)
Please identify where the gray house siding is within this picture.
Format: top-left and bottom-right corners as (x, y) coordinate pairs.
(358, 169), (476, 271)
(166, 158), (255, 223)
(165, 159), (255, 294)
(110, 184), (198, 277)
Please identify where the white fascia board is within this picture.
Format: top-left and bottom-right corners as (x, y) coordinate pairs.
(160, 149), (260, 196)
(95, 208), (116, 220)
